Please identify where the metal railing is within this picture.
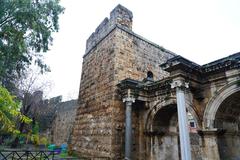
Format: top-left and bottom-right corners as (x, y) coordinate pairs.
(0, 149), (55, 160)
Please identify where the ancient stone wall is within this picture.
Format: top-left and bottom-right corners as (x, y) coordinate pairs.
(72, 4), (175, 159)
(72, 28), (117, 157)
(52, 100), (78, 146)
(113, 27), (175, 82)
(29, 95), (78, 146)
(29, 95), (62, 133)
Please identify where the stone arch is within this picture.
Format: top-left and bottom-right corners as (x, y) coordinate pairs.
(145, 98), (177, 132)
(145, 98), (179, 159)
(145, 97), (200, 131)
(145, 96), (201, 159)
(203, 80), (240, 129)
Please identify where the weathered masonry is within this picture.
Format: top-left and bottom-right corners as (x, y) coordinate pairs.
(27, 93), (78, 146)
(71, 4), (240, 160)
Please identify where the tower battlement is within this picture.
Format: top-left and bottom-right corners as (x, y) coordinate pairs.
(85, 4), (133, 54)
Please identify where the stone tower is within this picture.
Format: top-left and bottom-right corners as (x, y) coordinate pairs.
(71, 4), (175, 159)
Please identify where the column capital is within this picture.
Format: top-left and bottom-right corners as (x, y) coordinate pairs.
(123, 97), (135, 103)
(171, 79), (189, 89)
(122, 88), (135, 103)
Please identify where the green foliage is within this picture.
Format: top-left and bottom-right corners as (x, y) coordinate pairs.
(59, 152), (68, 158)
(39, 136), (48, 145)
(31, 134), (40, 145)
(0, 85), (31, 134)
(32, 122), (40, 134)
(30, 121), (39, 145)
(0, 0), (64, 88)
(30, 122), (49, 146)
(0, 137), (13, 146)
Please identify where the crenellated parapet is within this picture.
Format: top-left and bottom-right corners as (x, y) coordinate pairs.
(85, 4), (133, 54)
(109, 4), (133, 29)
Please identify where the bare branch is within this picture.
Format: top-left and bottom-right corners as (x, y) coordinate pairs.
(0, 16), (15, 28)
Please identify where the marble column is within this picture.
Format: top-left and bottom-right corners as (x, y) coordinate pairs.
(171, 79), (192, 160)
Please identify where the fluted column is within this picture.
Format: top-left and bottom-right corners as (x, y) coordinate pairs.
(171, 79), (192, 160)
(123, 89), (135, 160)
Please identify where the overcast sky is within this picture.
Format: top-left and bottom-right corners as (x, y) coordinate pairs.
(44, 0), (240, 100)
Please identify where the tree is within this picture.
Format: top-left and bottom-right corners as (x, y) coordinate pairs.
(15, 67), (52, 124)
(0, 0), (63, 146)
(10, 68), (52, 147)
(0, 85), (31, 134)
(15, 67), (52, 100)
(0, 0), (64, 89)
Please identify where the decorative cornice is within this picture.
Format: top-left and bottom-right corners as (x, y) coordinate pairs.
(160, 55), (202, 73)
(202, 52), (240, 74)
(161, 52), (240, 76)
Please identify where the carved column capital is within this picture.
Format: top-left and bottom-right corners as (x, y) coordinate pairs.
(123, 97), (135, 103)
(122, 89), (135, 103)
(171, 79), (189, 90)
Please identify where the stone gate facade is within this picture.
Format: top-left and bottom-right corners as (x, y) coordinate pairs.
(71, 4), (240, 160)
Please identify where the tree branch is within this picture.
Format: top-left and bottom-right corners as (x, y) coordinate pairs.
(0, 16), (15, 28)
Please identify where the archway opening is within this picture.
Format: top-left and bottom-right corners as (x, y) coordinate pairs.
(148, 104), (200, 160)
(214, 91), (240, 159)
(150, 104), (180, 160)
(152, 104), (178, 133)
